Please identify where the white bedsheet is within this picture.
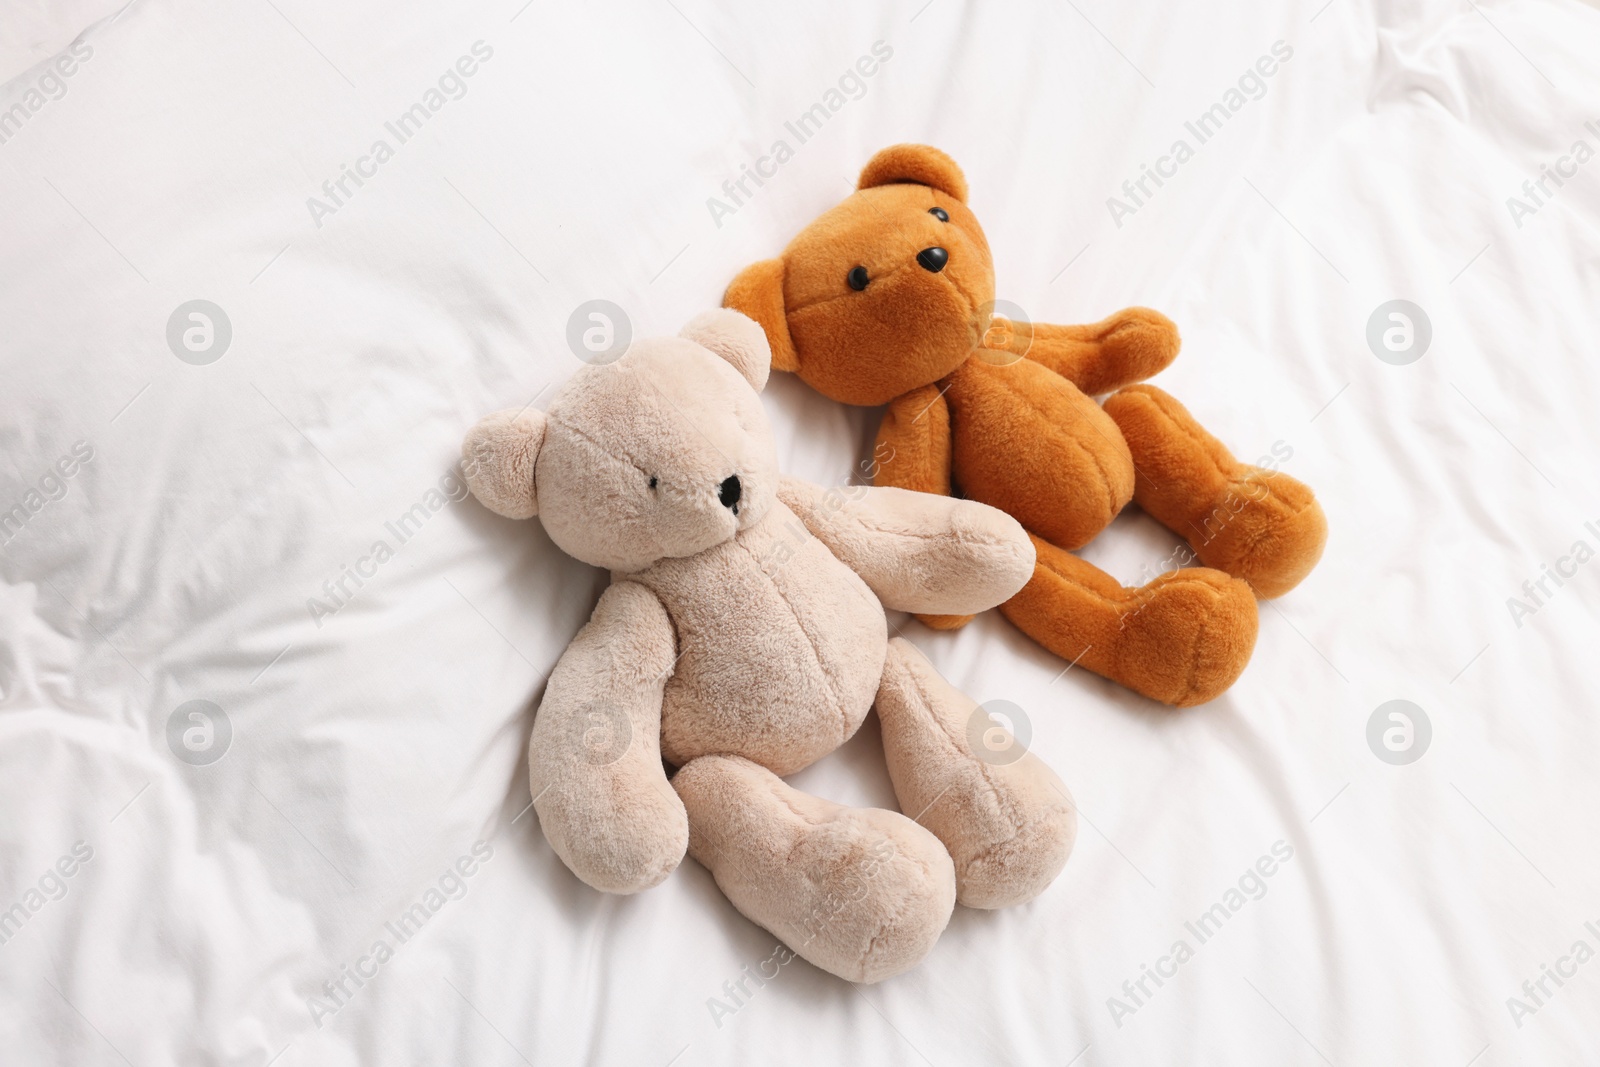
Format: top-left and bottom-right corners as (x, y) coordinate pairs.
(3, 0), (1600, 1063)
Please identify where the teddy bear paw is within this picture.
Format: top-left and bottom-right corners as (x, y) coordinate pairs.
(877, 639), (1077, 909)
(1096, 308), (1181, 388)
(1185, 468), (1329, 599)
(674, 754), (956, 983)
(1113, 568), (1259, 707)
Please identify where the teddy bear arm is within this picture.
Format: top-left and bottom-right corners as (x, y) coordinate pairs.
(528, 580), (688, 894)
(777, 477), (1036, 616)
(1008, 308), (1181, 396)
(870, 385), (953, 496)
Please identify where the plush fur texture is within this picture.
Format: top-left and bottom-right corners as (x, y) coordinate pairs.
(725, 145), (1328, 706)
(634, 496), (887, 778)
(674, 754), (956, 984)
(463, 309), (1071, 982)
(1102, 385), (1326, 598)
(777, 477), (1034, 617)
(462, 408), (546, 519)
(526, 580), (685, 894)
(876, 638), (1076, 909)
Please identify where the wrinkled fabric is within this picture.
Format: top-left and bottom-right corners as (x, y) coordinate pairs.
(1, 0), (1598, 1063)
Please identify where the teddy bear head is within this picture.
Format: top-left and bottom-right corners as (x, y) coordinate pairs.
(724, 144), (995, 407)
(462, 309), (779, 573)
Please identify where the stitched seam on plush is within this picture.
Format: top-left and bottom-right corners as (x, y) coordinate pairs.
(546, 412), (654, 479)
(1175, 595), (1220, 704)
(940, 267), (985, 352)
(1029, 546), (1125, 610)
(548, 407), (728, 511)
(859, 834), (938, 977)
(961, 803), (1072, 875)
(1120, 389), (1238, 526)
(733, 536), (850, 739)
(900, 650), (1014, 858)
(994, 369), (1122, 521)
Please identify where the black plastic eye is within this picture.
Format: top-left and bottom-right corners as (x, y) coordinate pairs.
(847, 265), (870, 291)
(928, 206), (949, 222)
(648, 476), (658, 489)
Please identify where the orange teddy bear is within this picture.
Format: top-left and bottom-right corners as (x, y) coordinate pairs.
(725, 144), (1327, 706)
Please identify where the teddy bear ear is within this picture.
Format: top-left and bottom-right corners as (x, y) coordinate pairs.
(680, 308), (772, 391)
(857, 144), (969, 203)
(461, 408), (546, 519)
(722, 258), (799, 374)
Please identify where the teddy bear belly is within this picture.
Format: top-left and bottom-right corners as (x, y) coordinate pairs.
(945, 357), (1136, 551)
(642, 512), (889, 778)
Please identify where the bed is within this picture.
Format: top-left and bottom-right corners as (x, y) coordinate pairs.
(3, 0), (1599, 1062)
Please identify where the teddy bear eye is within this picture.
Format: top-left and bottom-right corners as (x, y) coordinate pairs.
(847, 266), (870, 291)
(928, 206), (949, 222)
(648, 476), (658, 489)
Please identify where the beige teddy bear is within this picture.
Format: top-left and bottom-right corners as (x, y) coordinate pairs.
(461, 308), (1078, 982)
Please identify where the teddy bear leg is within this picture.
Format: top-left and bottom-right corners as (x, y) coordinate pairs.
(673, 753), (956, 983)
(1000, 535), (1259, 707)
(875, 638), (1076, 909)
(1102, 385), (1328, 598)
